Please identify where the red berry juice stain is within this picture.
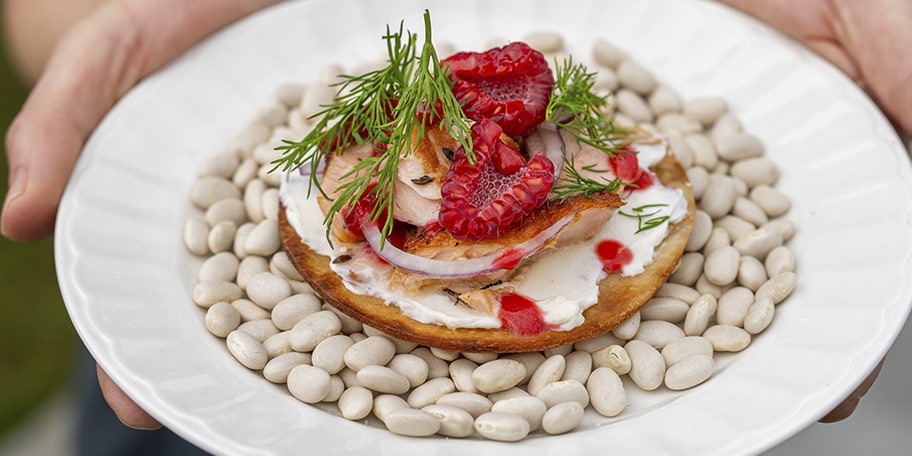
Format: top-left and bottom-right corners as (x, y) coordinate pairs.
(498, 293), (552, 336)
(597, 239), (633, 273)
(493, 248), (524, 270)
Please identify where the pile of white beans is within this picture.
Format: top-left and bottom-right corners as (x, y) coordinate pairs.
(184, 33), (797, 441)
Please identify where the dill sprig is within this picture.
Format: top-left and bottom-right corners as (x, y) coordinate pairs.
(270, 10), (471, 246)
(546, 57), (629, 155)
(618, 203), (671, 233)
(550, 159), (625, 203)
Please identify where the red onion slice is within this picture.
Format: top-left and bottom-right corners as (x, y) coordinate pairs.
(526, 122), (566, 179)
(361, 212), (578, 279)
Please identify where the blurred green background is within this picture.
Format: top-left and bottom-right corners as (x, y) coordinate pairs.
(0, 25), (78, 441)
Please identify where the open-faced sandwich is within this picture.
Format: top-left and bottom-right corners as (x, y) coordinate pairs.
(275, 13), (695, 352)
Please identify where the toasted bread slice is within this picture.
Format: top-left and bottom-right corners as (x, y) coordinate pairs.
(279, 153), (695, 352)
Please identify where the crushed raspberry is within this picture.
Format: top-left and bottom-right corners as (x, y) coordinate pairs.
(442, 42), (554, 137)
(438, 118), (555, 240)
(609, 147), (642, 185)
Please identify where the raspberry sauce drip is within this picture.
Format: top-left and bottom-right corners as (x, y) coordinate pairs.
(596, 239), (633, 273)
(498, 293), (552, 336)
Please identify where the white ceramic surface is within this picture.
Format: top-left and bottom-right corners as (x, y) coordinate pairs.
(55, 0), (912, 455)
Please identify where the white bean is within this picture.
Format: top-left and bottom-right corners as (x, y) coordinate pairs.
(263, 352), (311, 383)
(344, 335), (397, 371)
(407, 377), (456, 409)
(356, 365), (410, 394)
(714, 132), (764, 161)
(338, 386), (374, 420)
(716, 286), (754, 327)
(592, 38), (627, 68)
(244, 219), (281, 256)
(733, 197), (769, 227)
(541, 401), (585, 435)
(661, 336), (714, 367)
(522, 31), (564, 53)
(421, 404), (475, 438)
(733, 228), (783, 260)
(586, 367), (627, 417)
(591, 344), (631, 375)
(411, 347), (451, 379)
(744, 298), (776, 334)
(612, 311), (640, 340)
(207, 221), (237, 253)
(474, 412), (530, 442)
(205, 302), (240, 338)
(664, 354), (714, 390)
(197, 152), (239, 179)
(704, 245), (740, 286)
(388, 353), (429, 388)
(640, 297), (689, 323)
(684, 96), (728, 127)
(730, 157), (779, 188)
(205, 198), (246, 226)
(231, 298), (270, 322)
(449, 358), (479, 393)
(287, 364), (331, 403)
(669, 252), (705, 287)
(755, 272), (797, 304)
(373, 394), (410, 423)
(715, 215), (756, 242)
(311, 335), (354, 374)
(198, 251), (239, 282)
(701, 176), (737, 219)
(738, 256), (769, 291)
(226, 330), (267, 370)
(685, 210), (713, 252)
(184, 218), (210, 255)
(246, 272), (291, 310)
(684, 294), (717, 337)
(237, 319), (279, 342)
(527, 355), (566, 396)
(703, 325), (751, 352)
(625, 340), (666, 391)
(384, 409), (440, 437)
(615, 89), (653, 122)
(685, 133), (718, 170)
(561, 351), (593, 384)
(617, 60), (657, 95)
(633, 320), (685, 349)
(271, 293), (322, 330)
(535, 380), (589, 408)
(436, 392), (493, 418)
(289, 310), (342, 352)
(193, 280), (242, 308)
(243, 179), (266, 223)
(472, 359), (526, 393)
(750, 185), (791, 217)
(190, 176), (240, 209)
(491, 396), (547, 431)
(765, 246), (796, 276)
(236, 255), (269, 290)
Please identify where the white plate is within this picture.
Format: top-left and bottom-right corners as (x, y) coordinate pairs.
(55, 0), (912, 454)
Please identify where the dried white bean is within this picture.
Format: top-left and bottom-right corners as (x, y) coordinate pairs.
(184, 218), (210, 255)
(205, 302), (240, 338)
(684, 96), (728, 127)
(388, 353), (429, 387)
(744, 298), (776, 334)
(573, 333), (624, 353)
(535, 380), (589, 408)
(449, 358), (479, 393)
(385, 408), (440, 437)
(472, 359), (526, 393)
(356, 365), (410, 394)
(616, 89), (653, 122)
(586, 367), (627, 417)
(714, 216), (754, 242)
(685, 210), (713, 252)
(714, 132), (764, 161)
(737, 255), (769, 291)
(487, 387), (530, 403)
(373, 394), (410, 423)
(734, 228), (783, 260)
(263, 352), (311, 383)
(661, 336), (714, 367)
(625, 340), (666, 391)
(591, 344), (631, 375)
(665, 354), (714, 390)
(685, 134), (718, 170)
(523, 31), (564, 53)
(716, 287), (754, 327)
(232, 222), (255, 258)
(243, 179), (266, 223)
(655, 283), (702, 304)
(700, 175), (737, 219)
(633, 320), (685, 348)
(287, 364), (331, 403)
(544, 344), (573, 358)
(261, 188), (279, 221)
(246, 272), (292, 310)
(475, 412), (530, 442)
(750, 185), (791, 217)
(765, 245), (796, 276)
(542, 401), (585, 435)
(561, 351), (592, 384)
(733, 196), (769, 227)
(231, 298), (270, 321)
(226, 330), (267, 370)
(411, 347), (451, 379)
(193, 280), (242, 308)
(527, 355), (566, 396)
(338, 386), (373, 420)
(262, 331), (292, 358)
(617, 60), (657, 94)
(232, 158), (258, 187)
(612, 311), (640, 340)
(648, 85), (684, 116)
(462, 352), (498, 364)
(491, 396), (547, 431)
(704, 245), (740, 286)
(191, 176), (240, 209)
(207, 221), (236, 253)
(272, 293), (322, 330)
(311, 335), (354, 374)
(289, 310), (342, 352)
(684, 294), (717, 336)
(436, 392), (492, 418)
(236, 255), (269, 289)
(669, 252), (705, 286)
(198, 252), (239, 282)
(703, 325), (751, 352)
(755, 272), (797, 304)
(237, 319), (279, 342)
(695, 274), (724, 299)
(244, 219), (281, 256)
(407, 377), (456, 409)
(640, 297), (689, 323)
(344, 335), (396, 371)
(197, 153), (239, 179)
(322, 375), (345, 403)
(206, 198), (246, 227)
(592, 38), (627, 68)
(421, 404), (475, 438)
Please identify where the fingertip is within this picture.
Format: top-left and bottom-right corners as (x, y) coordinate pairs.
(96, 365), (162, 431)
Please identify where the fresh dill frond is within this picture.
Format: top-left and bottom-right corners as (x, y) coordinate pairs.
(546, 56), (629, 156)
(270, 10), (470, 247)
(550, 156), (625, 203)
(618, 203), (671, 233)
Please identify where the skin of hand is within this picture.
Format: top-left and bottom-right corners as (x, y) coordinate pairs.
(718, 0), (912, 423)
(1, 0), (907, 433)
(1, 0), (283, 428)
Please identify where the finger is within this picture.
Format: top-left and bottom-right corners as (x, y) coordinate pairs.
(1, 0), (283, 242)
(96, 364), (161, 430)
(819, 359), (885, 423)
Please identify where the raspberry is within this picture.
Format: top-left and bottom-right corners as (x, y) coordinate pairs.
(442, 42), (554, 137)
(438, 118), (555, 240)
